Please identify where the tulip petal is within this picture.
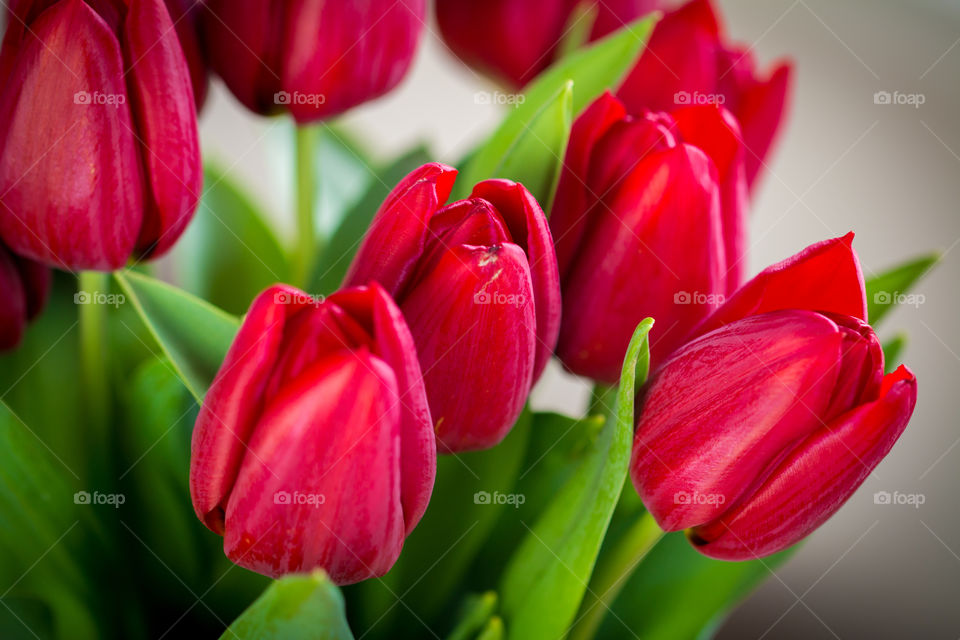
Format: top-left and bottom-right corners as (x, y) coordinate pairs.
(471, 179), (562, 380)
(690, 365), (917, 560)
(0, 245), (27, 350)
(631, 310), (844, 531)
(344, 163), (457, 296)
(556, 144), (725, 382)
(0, 0), (143, 269)
(123, 0), (202, 258)
(223, 349), (404, 583)
(402, 243), (536, 453)
(693, 232), (867, 339)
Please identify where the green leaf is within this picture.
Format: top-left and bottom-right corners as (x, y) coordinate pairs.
(883, 333), (908, 373)
(499, 319), (653, 640)
(221, 571), (354, 640)
(0, 597), (55, 640)
(476, 617), (505, 640)
(114, 271), (239, 402)
(865, 253), (939, 325)
(557, 2), (600, 59)
(174, 164), (290, 315)
(457, 14), (657, 201)
(598, 533), (796, 640)
(448, 592), (499, 640)
(310, 146), (432, 295)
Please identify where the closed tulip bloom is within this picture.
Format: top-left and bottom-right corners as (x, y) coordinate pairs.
(630, 235), (917, 560)
(617, 0), (793, 188)
(0, 0), (201, 270)
(0, 243), (50, 351)
(164, 0), (208, 109)
(551, 91), (746, 383)
(436, 0), (660, 88)
(200, 0), (426, 122)
(344, 164), (561, 453)
(190, 284), (436, 583)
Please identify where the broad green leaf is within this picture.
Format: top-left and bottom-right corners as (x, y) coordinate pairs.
(221, 571), (354, 640)
(883, 333), (907, 373)
(310, 146), (432, 295)
(0, 597), (55, 640)
(114, 271), (239, 402)
(597, 533), (796, 640)
(499, 319), (653, 640)
(476, 617), (505, 640)
(457, 14), (657, 199)
(865, 253), (939, 325)
(314, 125), (376, 236)
(174, 164), (290, 315)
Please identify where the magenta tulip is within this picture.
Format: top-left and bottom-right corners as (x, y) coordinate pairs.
(551, 91), (747, 383)
(190, 284), (436, 583)
(0, 243), (50, 351)
(200, 0), (426, 122)
(164, 0), (208, 109)
(344, 163), (561, 453)
(630, 235), (917, 560)
(0, 0), (201, 271)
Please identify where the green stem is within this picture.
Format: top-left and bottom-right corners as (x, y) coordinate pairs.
(569, 510), (664, 640)
(78, 271), (110, 433)
(292, 124), (319, 288)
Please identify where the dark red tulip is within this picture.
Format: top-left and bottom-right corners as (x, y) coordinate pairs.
(551, 91), (746, 383)
(344, 164), (561, 453)
(436, 0), (660, 88)
(0, 243), (50, 351)
(190, 284), (435, 583)
(0, 0), (201, 270)
(164, 0), (208, 109)
(617, 0), (793, 188)
(630, 235), (917, 560)
(200, 0), (426, 122)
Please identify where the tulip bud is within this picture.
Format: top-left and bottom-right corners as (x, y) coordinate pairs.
(0, 243), (50, 351)
(190, 284), (436, 583)
(163, 0), (208, 109)
(344, 164), (561, 453)
(436, 0), (661, 88)
(200, 0), (426, 122)
(630, 236), (917, 560)
(0, 0), (201, 270)
(551, 91), (746, 383)
(617, 0), (793, 188)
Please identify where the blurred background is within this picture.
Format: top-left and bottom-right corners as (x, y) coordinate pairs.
(188, 0), (959, 637)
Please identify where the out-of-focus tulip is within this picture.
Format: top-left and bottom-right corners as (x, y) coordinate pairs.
(164, 0), (208, 109)
(190, 284), (436, 583)
(617, 0), (793, 188)
(344, 164), (561, 453)
(630, 235), (917, 560)
(551, 91), (746, 383)
(0, 243), (50, 351)
(200, 0), (426, 122)
(436, 0), (660, 88)
(0, 0), (201, 270)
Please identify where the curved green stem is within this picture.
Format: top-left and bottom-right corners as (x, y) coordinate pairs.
(292, 124), (319, 288)
(78, 271), (110, 432)
(569, 510), (664, 640)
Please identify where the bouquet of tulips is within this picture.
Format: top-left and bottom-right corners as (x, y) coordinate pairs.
(0, 1), (936, 639)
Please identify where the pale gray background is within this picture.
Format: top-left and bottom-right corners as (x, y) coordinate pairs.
(192, 0), (960, 638)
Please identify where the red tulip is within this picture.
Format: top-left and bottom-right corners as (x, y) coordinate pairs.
(0, 243), (50, 351)
(200, 0), (426, 122)
(551, 91), (746, 383)
(344, 164), (561, 453)
(164, 0), (208, 109)
(630, 235), (917, 560)
(436, 0), (660, 88)
(0, 0), (201, 271)
(190, 284), (436, 583)
(617, 0), (793, 188)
